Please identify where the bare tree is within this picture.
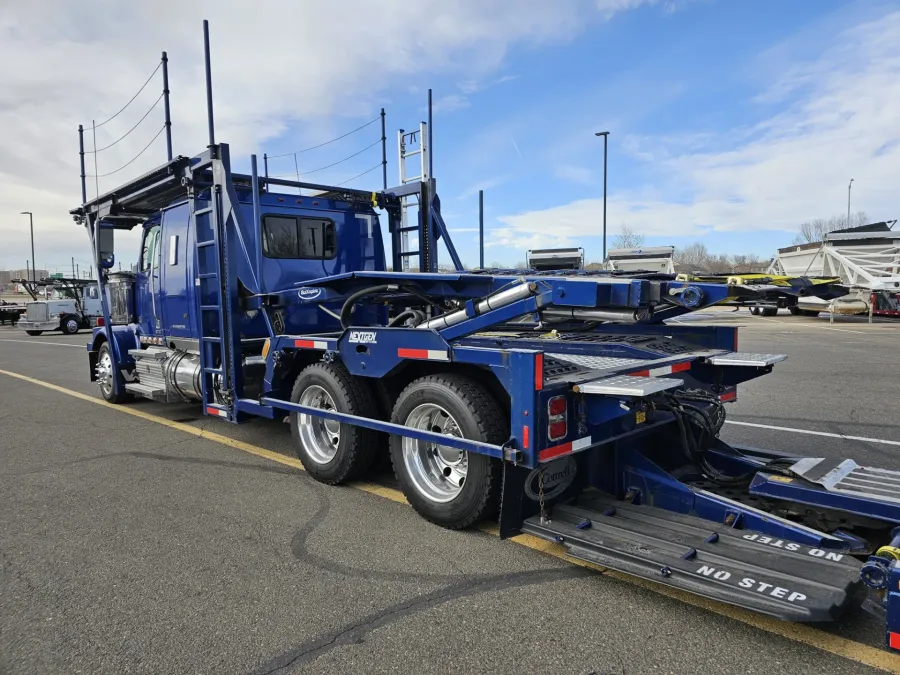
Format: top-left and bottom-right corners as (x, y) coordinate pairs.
(675, 243), (766, 274)
(611, 224), (645, 250)
(793, 211), (868, 244)
(676, 242), (710, 270)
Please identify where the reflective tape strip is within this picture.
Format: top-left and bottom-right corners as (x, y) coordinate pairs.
(632, 361), (692, 377)
(890, 632), (900, 651)
(539, 435), (592, 462)
(206, 406), (228, 418)
(719, 391), (737, 402)
(294, 339), (330, 350)
(397, 348), (450, 361)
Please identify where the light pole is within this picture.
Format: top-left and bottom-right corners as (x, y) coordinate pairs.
(847, 178), (854, 227)
(595, 131), (610, 261)
(20, 211), (35, 281)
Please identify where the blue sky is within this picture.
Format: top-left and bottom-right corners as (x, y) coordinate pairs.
(2, 0), (899, 272)
(252, 0), (899, 266)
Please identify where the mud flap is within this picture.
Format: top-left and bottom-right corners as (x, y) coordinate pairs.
(522, 491), (864, 622)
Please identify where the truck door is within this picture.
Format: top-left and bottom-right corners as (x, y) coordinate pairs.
(83, 284), (102, 318)
(159, 203), (193, 338)
(135, 222), (162, 335)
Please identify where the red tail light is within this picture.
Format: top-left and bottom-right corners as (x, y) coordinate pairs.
(95, 317), (105, 326)
(547, 395), (567, 441)
(549, 419), (567, 440)
(548, 396), (566, 416)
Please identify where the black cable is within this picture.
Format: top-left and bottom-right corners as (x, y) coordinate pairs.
(388, 309), (425, 327)
(266, 117), (380, 158)
(274, 139), (381, 178)
(93, 62), (162, 128)
(86, 125), (166, 178)
(339, 285), (394, 329)
(336, 162), (382, 187)
(653, 391), (754, 486)
(87, 93), (164, 154)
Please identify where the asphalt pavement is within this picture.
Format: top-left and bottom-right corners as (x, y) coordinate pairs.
(1, 312), (899, 675)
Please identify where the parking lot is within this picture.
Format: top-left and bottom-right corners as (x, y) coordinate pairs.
(1, 311), (899, 675)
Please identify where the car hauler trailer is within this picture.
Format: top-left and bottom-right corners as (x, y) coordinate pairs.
(769, 222), (900, 318)
(72, 21), (900, 654)
(13, 277), (102, 335)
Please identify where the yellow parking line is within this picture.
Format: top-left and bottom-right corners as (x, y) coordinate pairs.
(1, 367), (898, 674)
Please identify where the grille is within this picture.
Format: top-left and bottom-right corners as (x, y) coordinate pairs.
(25, 303), (49, 322)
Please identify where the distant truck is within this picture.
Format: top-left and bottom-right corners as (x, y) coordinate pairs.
(14, 278), (102, 336)
(606, 246), (676, 274)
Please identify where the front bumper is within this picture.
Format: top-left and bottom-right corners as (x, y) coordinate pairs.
(18, 319), (60, 331)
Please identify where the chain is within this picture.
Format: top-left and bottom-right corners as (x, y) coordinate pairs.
(538, 470), (548, 523)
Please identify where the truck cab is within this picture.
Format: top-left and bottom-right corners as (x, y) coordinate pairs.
(18, 281), (102, 336)
(127, 188), (386, 347)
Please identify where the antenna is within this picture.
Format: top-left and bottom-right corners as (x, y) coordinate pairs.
(161, 51), (173, 160)
(203, 20), (216, 148)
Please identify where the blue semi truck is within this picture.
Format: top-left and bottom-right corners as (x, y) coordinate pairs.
(72, 21), (900, 653)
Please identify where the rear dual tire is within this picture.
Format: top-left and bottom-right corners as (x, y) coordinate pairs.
(389, 374), (506, 530)
(290, 362), (380, 484)
(291, 366), (507, 530)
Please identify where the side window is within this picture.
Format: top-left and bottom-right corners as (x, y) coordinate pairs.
(86, 285), (99, 300)
(262, 216), (300, 258)
(141, 225), (161, 271)
(262, 215), (336, 259)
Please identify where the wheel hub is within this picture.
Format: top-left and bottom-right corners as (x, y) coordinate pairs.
(402, 403), (468, 503)
(96, 351), (113, 396)
(297, 385), (340, 465)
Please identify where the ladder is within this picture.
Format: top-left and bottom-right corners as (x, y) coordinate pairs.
(192, 178), (234, 420)
(396, 123), (429, 272)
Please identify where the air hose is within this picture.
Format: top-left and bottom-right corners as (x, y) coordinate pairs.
(339, 284), (439, 330)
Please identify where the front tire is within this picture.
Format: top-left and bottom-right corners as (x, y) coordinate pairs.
(95, 342), (131, 404)
(61, 316), (80, 335)
(390, 374), (507, 530)
(290, 362), (380, 484)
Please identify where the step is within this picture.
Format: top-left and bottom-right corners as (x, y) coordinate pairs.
(124, 382), (166, 400)
(707, 352), (787, 367)
(522, 492), (863, 623)
(128, 348), (168, 361)
(572, 374), (683, 397)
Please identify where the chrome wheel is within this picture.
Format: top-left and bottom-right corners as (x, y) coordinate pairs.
(65, 318), (79, 334)
(96, 349), (113, 397)
(401, 403), (467, 503)
(298, 385), (341, 465)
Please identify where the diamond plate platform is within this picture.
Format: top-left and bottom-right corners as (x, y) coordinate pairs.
(573, 374), (684, 397)
(707, 352), (787, 367)
(790, 458), (900, 505)
(545, 352), (647, 371)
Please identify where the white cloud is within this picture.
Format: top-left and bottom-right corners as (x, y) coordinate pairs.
(431, 94), (471, 114)
(0, 0), (657, 270)
(496, 10), (900, 251)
